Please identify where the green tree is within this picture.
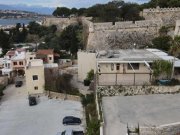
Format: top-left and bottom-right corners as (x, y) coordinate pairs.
(121, 3), (143, 21)
(152, 60), (173, 79)
(60, 24), (83, 55)
(152, 36), (172, 52)
(53, 7), (71, 17)
(0, 30), (11, 54)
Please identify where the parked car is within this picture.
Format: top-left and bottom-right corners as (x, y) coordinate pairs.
(63, 116), (81, 125)
(56, 129), (84, 135)
(15, 81), (23, 87)
(28, 96), (37, 106)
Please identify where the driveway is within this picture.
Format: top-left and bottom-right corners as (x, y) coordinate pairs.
(0, 83), (84, 135)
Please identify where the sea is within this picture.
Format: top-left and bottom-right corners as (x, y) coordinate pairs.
(0, 18), (41, 26)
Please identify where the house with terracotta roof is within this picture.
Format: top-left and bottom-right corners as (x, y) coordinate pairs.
(36, 49), (54, 64)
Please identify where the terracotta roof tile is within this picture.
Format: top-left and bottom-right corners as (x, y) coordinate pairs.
(37, 49), (54, 55)
(6, 50), (15, 56)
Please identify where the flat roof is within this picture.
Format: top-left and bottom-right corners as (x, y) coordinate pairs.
(97, 49), (161, 62)
(102, 94), (180, 135)
(175, 60), (180, 67)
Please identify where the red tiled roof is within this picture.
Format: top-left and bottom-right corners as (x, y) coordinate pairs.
(37, 49), (54, 55)
(6, 50), (15, 56)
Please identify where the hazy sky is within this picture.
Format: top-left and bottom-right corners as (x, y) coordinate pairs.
(0, 0), (150, 8)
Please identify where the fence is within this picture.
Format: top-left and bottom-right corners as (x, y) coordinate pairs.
(97, 72), (152, 86)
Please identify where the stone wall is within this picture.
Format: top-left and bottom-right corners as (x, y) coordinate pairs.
(84, 19), (163, 50)
(140, 122), (180, 135)
(97, 85), (180, 96)
(45, 91), (81, 101)
(43, 17), (78, 31)
(143, 7), (180, 26)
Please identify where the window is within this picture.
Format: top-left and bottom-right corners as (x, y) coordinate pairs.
(30, 57), (32, 60)
(111, 63), (114, 71)
(34, 86), (38, 90)
(13, 62), (17, 65)
(19, 61), (23, 65)
(33, 75), (38, 80)
(49, 57), (52, 60)
(128, 63), (139, 70)
(116, 64), (120, 70)
(8, 63), (10, 68)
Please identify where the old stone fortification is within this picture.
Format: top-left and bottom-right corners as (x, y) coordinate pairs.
(42, 7), (180, 50)
(83, 19), (162, 50)
(83, 7), (180, 50)
(143, 7), (180, 26)
(43, 17), (78, 31)
(97, 85), (180, 96)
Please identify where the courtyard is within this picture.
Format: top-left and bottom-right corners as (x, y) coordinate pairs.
(102, 94), (180, 135)
(0, 83), (84, 135)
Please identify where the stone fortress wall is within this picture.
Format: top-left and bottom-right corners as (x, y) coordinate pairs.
(143, 7), (180, 26)
(43, 17), (78, 31)
(83, 19), (162, 50)
(83, 7), (180, 50)
(42, 7), (180, 50)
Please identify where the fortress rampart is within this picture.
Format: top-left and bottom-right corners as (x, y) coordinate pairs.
(142, 7), (180, 26)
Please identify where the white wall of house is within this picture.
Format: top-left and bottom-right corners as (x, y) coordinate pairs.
(26, 60), (45, 94)
(26, 52), (36, 66)
(78, 51), (97, 82)
(47, 54), (54, 63)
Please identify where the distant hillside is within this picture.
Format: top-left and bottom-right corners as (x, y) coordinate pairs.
(0, 4), (55, 15)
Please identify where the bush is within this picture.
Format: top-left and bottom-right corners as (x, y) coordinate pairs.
(84, 79), (91, 86)
(87, 69), (94, 81)
(0, 85), (6, 96)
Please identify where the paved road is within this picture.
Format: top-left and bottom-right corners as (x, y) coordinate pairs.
(0, 83), (84, 135)
(103, 94), (180, 135)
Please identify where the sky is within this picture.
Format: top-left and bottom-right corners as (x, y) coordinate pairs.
(0, 0), (150, 8)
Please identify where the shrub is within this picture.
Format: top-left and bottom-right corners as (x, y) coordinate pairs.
(87, 69), (94, 81)
(84, 79), (91, 86)
(0, 85), (6, 96)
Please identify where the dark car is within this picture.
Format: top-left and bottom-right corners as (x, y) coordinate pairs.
(15, 81), (23, 87)
(63, 116), (81, 125)
(29, 96), (37, 106)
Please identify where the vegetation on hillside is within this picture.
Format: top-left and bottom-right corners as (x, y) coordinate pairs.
(53, 0), (180, 22)
(0, 21), (83, 57)
(53, 1), (143, 22)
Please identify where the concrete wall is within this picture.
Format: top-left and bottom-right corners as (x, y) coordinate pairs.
(78, 51), (97, 82)
(26, 66), (45, 94)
